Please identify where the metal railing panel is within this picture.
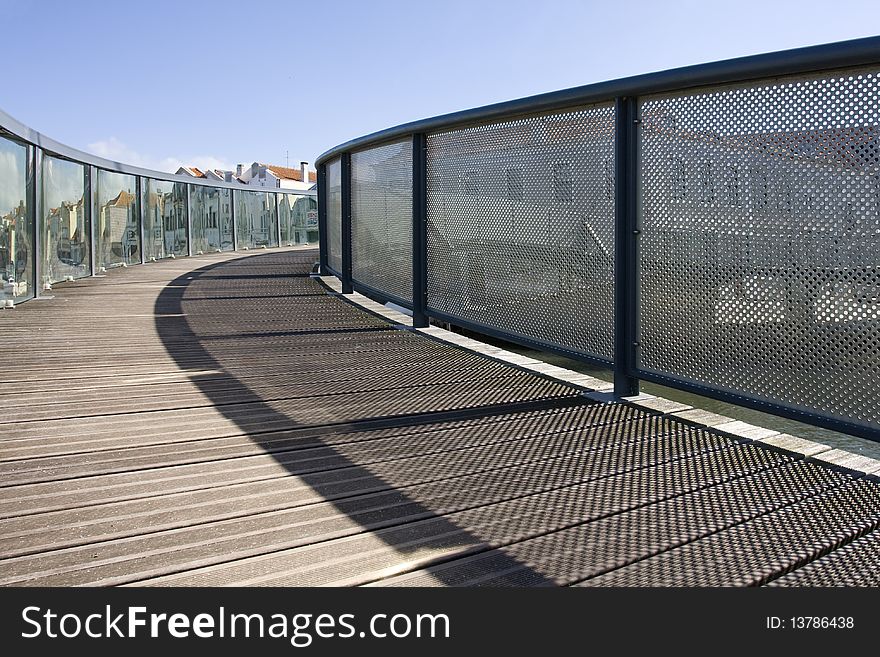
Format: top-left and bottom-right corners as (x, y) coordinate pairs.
(636, 66), (880, 432)
(326, 157), (343, 274)
(425, 103), (617, 361)
(351, 139), (414, 304)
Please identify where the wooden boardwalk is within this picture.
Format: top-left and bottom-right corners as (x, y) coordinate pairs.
(2, 247), (880, 587)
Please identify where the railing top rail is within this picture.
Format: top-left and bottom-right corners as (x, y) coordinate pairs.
(0, 106), (316, 196)
(316, 35), (880, 166)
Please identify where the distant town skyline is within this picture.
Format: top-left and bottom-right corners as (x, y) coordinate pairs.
(176, 162), (317, 191)
(0, 0), (878, 175)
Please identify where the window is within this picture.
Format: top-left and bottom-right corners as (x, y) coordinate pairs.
(552, 162), (572, 204)
(700, 161), (714, 204)
(463, 171), (479, 196)
(671, 156), (687, 200)
(751, 166), (769, 209)
(725, 165), (741, 206)
(505, 168), (524, 201)
(873, 173), (880, 218)
(603, 158), (613, 200)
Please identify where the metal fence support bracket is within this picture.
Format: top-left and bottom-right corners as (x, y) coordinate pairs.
(412, 133), (429, 328)
(341, 152), (353, 294)
(613, 96), (640, 398)
(317, 164), (329, 274)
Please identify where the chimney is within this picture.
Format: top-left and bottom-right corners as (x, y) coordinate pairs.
(300, 161), (309, 185)
(235, 164), (244, 177)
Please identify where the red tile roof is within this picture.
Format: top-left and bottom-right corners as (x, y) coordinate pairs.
(262, 164), (317, 183)
(109, 190), (136, 207)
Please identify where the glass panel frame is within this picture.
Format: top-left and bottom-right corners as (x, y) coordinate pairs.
(142, 178), (188, 260)
(236, 190), (278, 249)
(95, 170), (139, 269)
(190, 185), (234, 253)
(41, 154), (89, 284)
(0, 134), (33, 303)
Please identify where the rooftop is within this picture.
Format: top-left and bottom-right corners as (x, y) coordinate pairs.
(263, 163), (317, 183)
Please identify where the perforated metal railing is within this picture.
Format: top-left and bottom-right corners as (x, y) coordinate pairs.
(325, 157), (343, 274)
(637, 67), (880, 431)
(426, 105), (616, 360)
(316, 37), (880, 442)
(351, 140), (413, 304)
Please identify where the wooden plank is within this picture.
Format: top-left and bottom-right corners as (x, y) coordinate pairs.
(1, 246), (879, 589)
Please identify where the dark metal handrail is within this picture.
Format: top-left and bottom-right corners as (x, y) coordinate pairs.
(315, 36), (880, 442)
(316, 36), (880, 167)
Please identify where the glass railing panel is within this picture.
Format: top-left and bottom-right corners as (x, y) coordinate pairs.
(266, 191), (279, 247)
(190, 185), (235, 253)
(278, 193), (317, 246)
(292, 194), (318, 245)
(142, 178), (187, 260)
(236, 190), (276, 249)
(41, 155), (89, 285)
(95, 170), (139, 269)
(0, 134), (33, 303)
(218, 188), (233, 251)
(278, 192), (293, 246)
(189, 184), (209, 254)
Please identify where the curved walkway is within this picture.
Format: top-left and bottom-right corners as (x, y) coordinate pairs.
(1, 248), (880, 586)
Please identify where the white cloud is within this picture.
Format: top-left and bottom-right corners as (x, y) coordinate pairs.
(0, 146), (26, 215)
(87, 137), (233, 175)
(87, 137), (150, 168)
(43, 156), (86, 210)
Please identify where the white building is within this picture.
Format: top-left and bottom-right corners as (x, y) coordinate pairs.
(176, 162), (316, 191)
(175, 166), (241, 184)
(175, 166), (207, 179)
(235, 162), (316, 191)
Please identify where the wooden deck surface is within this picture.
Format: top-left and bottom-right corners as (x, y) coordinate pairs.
(2, 247), (880, 587)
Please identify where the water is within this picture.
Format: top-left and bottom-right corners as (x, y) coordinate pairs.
(480, 336), (880, 460)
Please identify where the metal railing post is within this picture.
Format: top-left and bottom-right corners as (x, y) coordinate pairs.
(136, 177), (146, 263)
(230, 189), (237, 251)
(613, 96), (640, 398)
(317, 164), (329, 273)
(274, 192), (281, 247)
(341, 152), (353, 294)
(30, 146), (42, 296)
(185, 183), (193, 256)
(412, 133), (429, 327)
(88, 166), (98, 275)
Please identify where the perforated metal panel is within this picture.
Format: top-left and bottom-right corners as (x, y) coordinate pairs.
(325, 157), (343, 273)
(638, 67), (880, 429)
(351, 140), (413, 303)
(426, 104), (616, 359)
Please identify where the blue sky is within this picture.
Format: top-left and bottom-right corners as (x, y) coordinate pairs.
(1, 0), (878, 173)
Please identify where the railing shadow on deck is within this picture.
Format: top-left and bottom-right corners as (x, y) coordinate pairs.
(151, 250), (586, 586)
